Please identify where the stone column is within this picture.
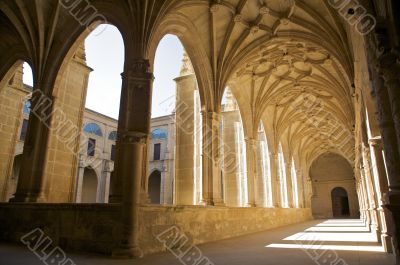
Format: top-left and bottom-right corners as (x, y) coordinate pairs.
(42, 47), (91, 202)
(380, 68), (400, 260)
(222, 110), (240, 207)
(270, 153), (281, 207)
(371, 66), (400, 260)
(360, 172), (372, 230)
(101, 160), (113, 203)
(286, 162), (294, 208)
(370, 137), (394, 253)
(305, 177), (312, 208)
(112, 59), (153, 258)
(382, 71), (400, 162)
(356, 180), (366, 222)
(245, 138), (256, 207)
(0, 65), (26, 202)
(201, 111), (223, 206)
(363, 146), (381, 241)
(297, 169), (305, 208)
(174, 72), (197, 205)
(10, 82), (54, 202)
(75, 157), (85, 203)
(255, 138), (266, 207)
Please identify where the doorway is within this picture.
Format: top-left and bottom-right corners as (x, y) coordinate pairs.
(331, 187), (350, 218)
(148, 170), (161, 204)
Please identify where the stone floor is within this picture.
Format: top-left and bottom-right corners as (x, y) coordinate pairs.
(0, 219), (395, 265)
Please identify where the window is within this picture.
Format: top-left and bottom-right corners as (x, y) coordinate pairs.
(151, 129), (168, 140)
(83, 123), (103, 137)
(111, 145), (116, 161)
(88, 138), (96, 156)
(153, 143), (161, 161)
(20, 119), (29, 141)
(23, 100), (31, 114)
(108, 131), (117, 141)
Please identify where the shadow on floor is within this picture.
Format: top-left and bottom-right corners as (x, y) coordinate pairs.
(0, 219), (395, 265)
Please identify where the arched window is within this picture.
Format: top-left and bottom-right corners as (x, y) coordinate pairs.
(151, 129), (168, 140)
(83, 123), (103, 137)
(108, 131), (117, 141)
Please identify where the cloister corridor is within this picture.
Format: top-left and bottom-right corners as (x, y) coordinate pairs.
(0, 219), (394, 265)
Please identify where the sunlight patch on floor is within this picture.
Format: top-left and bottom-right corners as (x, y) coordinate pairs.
(266, 219), (384, 253)
(266, 243), (385, 252)
(284, 231), (377, 242)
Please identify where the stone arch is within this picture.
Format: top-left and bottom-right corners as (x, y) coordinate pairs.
(148, 170), (161, 204)
(41, 22), (125, 203)
(147, 14), (214, 111)
(81, 167), (98, 203)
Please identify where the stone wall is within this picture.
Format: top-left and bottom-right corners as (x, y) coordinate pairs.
(43, 46), (91, 203)
(139, 205), (313, 255)
(0, 203), (312, 256)
(311, 180), (360, 219)
(0, 65), (28, 202)
(0, 203), (121, 254)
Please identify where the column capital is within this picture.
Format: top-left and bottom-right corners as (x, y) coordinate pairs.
(118, 131), (148, 145)
(210, 3), (220, 13)
(122, 59), (154, 80)
(104, 160), (114, 173)
(244, 137), (257, 146)
(369, 136), (383, 148)
(78, 155), (86, 168)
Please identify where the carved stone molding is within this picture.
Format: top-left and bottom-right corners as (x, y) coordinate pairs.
(123, 59), (154, 80)
(369, 136), (383, 148)
(119, 131), (148, 145)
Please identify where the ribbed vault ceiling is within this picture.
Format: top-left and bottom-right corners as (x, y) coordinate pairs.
(0, 0), (356, 166)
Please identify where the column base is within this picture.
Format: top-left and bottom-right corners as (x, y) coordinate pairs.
(108, 195), (123, 203)
(381, 234), (394, 253)
(246, 202), (256, 207)
(200, 200), (214, 206)
(9, 193), (46, 203)
(370, 224), (382, 242)
(385, 192), (400, 261)
(112, 246), (143, 259)
(213, 201), (225, 207)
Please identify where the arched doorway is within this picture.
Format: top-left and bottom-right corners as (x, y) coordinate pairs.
(82, 168), (98, 203)
(148, 171), (161, 204)
(331, 187), (350, 218)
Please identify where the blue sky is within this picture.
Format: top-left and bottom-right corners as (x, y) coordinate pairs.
(23, 25), (184, 119)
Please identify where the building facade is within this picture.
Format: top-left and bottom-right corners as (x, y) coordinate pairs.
(2, 72), (176, 205)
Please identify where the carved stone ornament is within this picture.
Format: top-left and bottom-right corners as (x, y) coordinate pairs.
(119, 131), (148, 145)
